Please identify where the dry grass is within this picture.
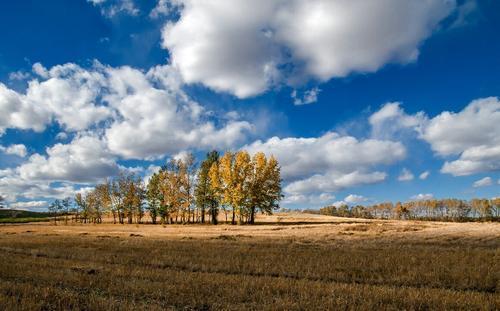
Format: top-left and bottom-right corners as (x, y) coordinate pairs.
(0, 213), (498, 310)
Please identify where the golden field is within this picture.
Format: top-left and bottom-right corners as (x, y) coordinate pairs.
(0, 213), (498, 310)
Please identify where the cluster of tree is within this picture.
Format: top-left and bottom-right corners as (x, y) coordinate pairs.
(72, 172), (146, 224)
(48, 150), (282, 225)
(147, 150), (282, 225)
(319, 198), (500, 221)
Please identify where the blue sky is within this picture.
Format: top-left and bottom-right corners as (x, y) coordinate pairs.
(0, 0), (499, 210)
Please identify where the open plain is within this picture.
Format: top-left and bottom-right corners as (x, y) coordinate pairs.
(0, 213), (499, 310)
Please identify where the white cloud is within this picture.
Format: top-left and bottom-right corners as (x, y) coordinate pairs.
(0, 61), (259, 204)
(285, 171), (387, 194)
(423, 97), (500, 176)
(410, 193), (434, 201)
(291, 87), (320, 105)
(1, 63), (111, 134)
(0, 171), (83, 202)
(55, 132), (68, 141)
(17, 135), (119, 184)
(245, 132), (406, 181)
(9, 200), (48, 211)
(150, 0), (175, 18)
(163, 0), (455, 98)
(473, 176), (493, 188)
(0, 83), (51, 135)
(9, 70), (31, 81)
(103, 66), (253, 159)
(422, 97), (500, 156)
(244, 132), (405, 204)
(398, 168), (414, 181)
(369, 102), (426, 139)
(1, 62), (254, 160)
(282, 192), (335, 206)
(344, 194), (368, 204)
(0, 144), (27, 157)
(369, 97), (500, 176)
(419, 170), (430, 180)
(87, 0), (139, 17)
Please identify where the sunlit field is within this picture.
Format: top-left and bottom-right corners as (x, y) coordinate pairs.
(0, 213), (498, 310)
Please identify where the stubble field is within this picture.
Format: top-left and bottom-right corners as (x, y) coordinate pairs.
(0, 213), (498, 310)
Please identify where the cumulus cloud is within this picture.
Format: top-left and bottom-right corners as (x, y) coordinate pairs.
(245, 132), (405, 180)
(422, 97), (500, 156)
(244, 132), (405, 201)
(473, 176), (493, 188)
(0, 83), (51, 135)
(423, 97), (500, 176)
(0, 144), (27, 157)
(369, 102), (426, 139)
(0, 63), (111, 134)
(103, 65), (253, 159)
(369, 97), (500, 176)
(410, 193), (434, 201)
(0, 62), (253, 160)
(0, 61), (257, 204)
(162, 0), (455, 98)
(17, 135), (119, 184)
(0, 170), (83, 202)
(398, 168), (414, 181)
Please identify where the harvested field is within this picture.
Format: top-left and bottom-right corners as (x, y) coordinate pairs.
(0, 213), (498, 310)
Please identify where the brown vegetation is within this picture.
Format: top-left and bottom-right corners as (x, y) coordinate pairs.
(0, 213), (498, 310)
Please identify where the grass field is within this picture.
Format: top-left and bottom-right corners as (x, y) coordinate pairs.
(0, 213), (498, 310)
(0, 209), (51, 224)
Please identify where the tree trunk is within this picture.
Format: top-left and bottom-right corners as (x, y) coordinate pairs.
(250, 207), (256, 224)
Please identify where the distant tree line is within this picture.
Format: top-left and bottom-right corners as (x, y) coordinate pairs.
(319, 198), (500, 221)
(48, 150), (283, 225)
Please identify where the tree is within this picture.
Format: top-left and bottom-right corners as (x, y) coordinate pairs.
(492, 197), (500, 218)
(232, 151), (252, 224)
(74, 193), (86, 223)
(48, 199), (63, 224)
(209, 160), (223, 223)
(195, 151), (219, 224)
(182, 153), (196, 223)
(61, 197), (71, 224)
(0, 195), (5, 208)
(146, 172), (162, 224)
(247, 153), (282, 224)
